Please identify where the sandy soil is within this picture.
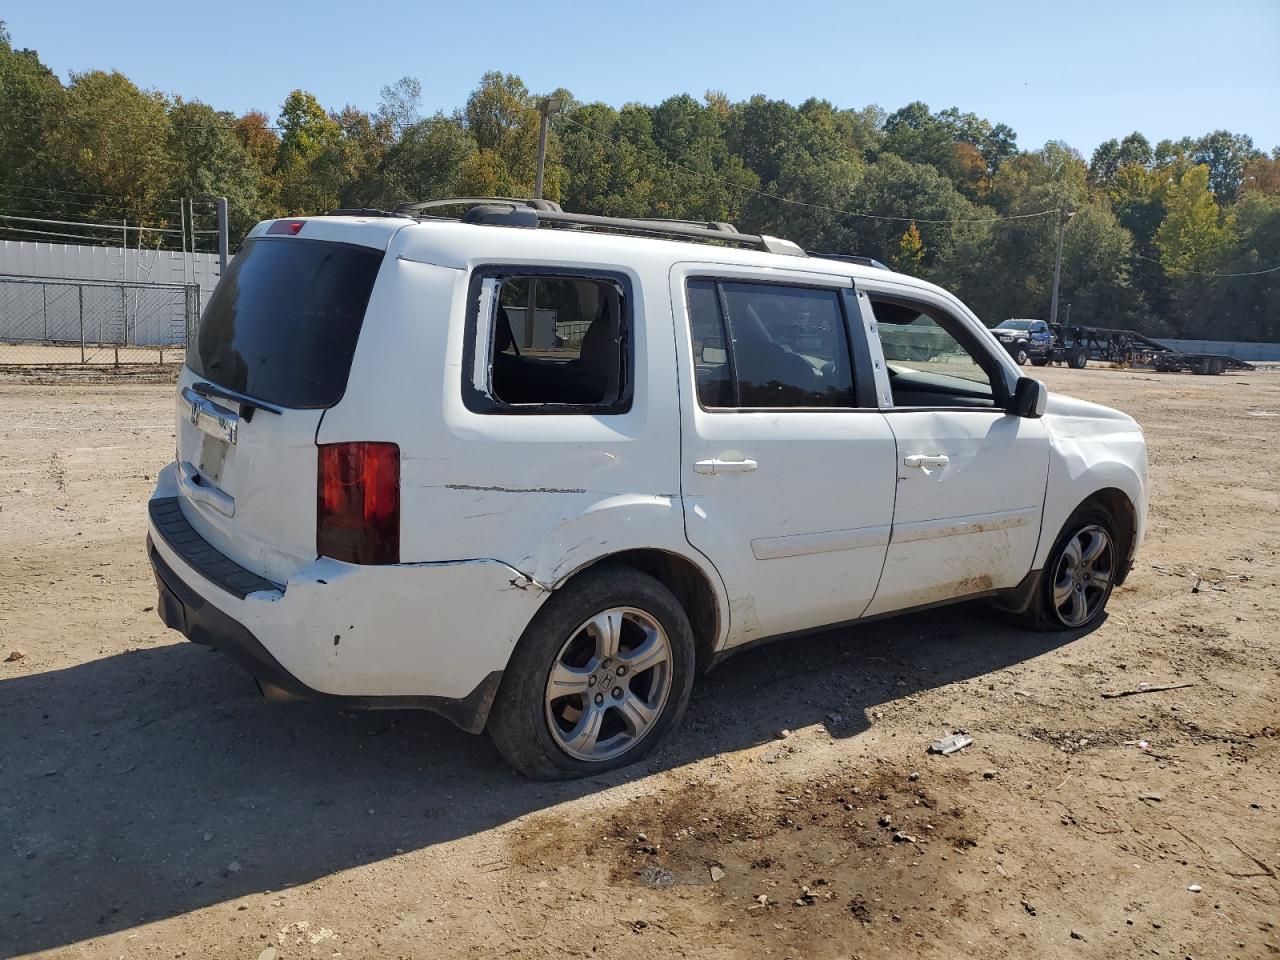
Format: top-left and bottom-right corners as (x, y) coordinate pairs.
(1, 366), (1277, 960)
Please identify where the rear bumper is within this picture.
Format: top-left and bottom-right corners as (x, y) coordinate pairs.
(149, 536), (502, 732)
(146, 467), (549, 733)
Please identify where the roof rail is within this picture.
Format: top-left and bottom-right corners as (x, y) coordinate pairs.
(627, 217), (741, 234)
(323, 208), (412, 219)
(393, 197), (564, 216)
(814, 253), (891, 271)
(451, 203), (806, 257)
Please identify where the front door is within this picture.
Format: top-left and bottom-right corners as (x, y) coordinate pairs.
(673, 268), (898, 647)
(857, 285), (1050, 616)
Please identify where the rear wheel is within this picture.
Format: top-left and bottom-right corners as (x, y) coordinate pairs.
(1067, 347), (1088, 369)
(488, 567), (695, 780)
(1017, 504), (1118, 632)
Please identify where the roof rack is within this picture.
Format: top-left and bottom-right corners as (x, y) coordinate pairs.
(323, 207), (412, 219)
(397, 197), (806, 257)
(392, 197), (564, 216)
(814, 253), (891, 271)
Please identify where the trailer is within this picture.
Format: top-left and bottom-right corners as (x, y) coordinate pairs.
(1036, 323), (1254, 375)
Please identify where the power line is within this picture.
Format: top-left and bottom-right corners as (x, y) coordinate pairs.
(556, 111), (1059, 226)
(0, 182), (188, 207)
(1132, 252), (1280, 278)
(0, 213), (187, 234)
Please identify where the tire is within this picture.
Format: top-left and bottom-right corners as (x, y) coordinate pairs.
(1013, 347), (1029, 366)
(1030, 356), (1050, 367)
(487, 566), (696, 780)
(1016, 503), (1119, 632)
(1193, 358), (1213, 375)
(1210, 357), (1225, 375)
(1067, 347), (1088, 369)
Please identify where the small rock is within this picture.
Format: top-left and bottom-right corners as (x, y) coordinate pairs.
(227, 860), (241, 873)
(776, 729), (792, 740)
(709, 864), (726, 883)
(1021, 898), (1037, 916)
(756, 894), (769, 904)
(827, 713), (843, 724)
(892, 831), (917, 843)
(878, 814), (893, 827)
(636, 832), (648, 843)
(631, 919), (648, 932)
(258, 949), (278, 960)
(1140, 792), (1164, 802)
(983, 769), (997, 780)
(1187, 883), (1202, 893)
(1070, 930), (1086, 941)
(4, 650), (25, 663)
(202, 832), (212, 842)
(909, 771), (919, 782)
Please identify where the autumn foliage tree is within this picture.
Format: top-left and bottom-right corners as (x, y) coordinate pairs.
(0, 20), (1275, 340)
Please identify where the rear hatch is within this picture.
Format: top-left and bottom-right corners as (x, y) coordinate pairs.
(174, 224), (390, 584)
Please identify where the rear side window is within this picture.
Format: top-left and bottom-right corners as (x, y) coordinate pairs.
(686, 279), (856, 408)
(188, 237), (384, 408)
(465, 267), (631, 415)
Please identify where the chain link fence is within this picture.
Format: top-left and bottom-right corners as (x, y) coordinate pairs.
(0, 275), (200, 368)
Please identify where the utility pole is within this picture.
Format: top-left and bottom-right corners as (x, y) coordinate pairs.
(1049, 207), (1075, 326)
(533, 97), (562, 199)
(216, 197), (229, 274)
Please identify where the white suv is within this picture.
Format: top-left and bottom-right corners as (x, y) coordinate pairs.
(147, 198), (1148, 779)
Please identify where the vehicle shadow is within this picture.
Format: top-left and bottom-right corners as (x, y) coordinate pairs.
(1, 603), (1087, 956)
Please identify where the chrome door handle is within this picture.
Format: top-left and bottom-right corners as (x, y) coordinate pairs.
(904, 453), (950, 468)
(693, 458), (759, 475)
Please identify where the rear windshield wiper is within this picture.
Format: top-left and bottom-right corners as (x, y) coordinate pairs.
(191, 381), (282, 421)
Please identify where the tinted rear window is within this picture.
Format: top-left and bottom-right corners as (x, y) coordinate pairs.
(188, 237), (384, 408)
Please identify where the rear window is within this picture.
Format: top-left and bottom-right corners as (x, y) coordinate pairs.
(188, 237), (384, 408)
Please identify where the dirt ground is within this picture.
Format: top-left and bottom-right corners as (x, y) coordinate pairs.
(1, 366), (1277, 960)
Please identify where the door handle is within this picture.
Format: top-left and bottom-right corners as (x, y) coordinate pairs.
(903, 453), (950, 469)
(693, 458), (759, 475)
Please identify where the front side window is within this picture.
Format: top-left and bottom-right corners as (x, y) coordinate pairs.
(686, 279), (856, 409)
(871, 297), (1000, 408)
(468, 271), (630, 413)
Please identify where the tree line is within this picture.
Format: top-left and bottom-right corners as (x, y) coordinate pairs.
(2, 24), (1277, 341)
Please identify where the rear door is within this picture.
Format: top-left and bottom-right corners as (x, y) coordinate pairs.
(174, 227), (389, 584)
(673, 266), (898, 647)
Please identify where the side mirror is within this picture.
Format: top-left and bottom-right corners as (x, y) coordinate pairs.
(1011, 377), (1048, 418)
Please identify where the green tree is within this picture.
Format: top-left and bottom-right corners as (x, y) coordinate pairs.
(167, 100), (260, 241)
(1155, 164), (1233, 277)
(276, 90), (342, 213)
(46, 70), (173, 225)
(0, 27), (65, 216)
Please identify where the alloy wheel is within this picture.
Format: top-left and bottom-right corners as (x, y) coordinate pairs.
(1051, 524), (1114, 627)
(544, 606), (674, 762)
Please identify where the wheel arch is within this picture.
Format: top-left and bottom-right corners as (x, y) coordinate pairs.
(1041, 486), (1139, 586)
(1077, 487), (1138, 584)
(551, 548), (725, 672)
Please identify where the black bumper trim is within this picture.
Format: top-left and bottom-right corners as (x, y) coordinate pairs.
(148, 496), (281, 599)
(147, 535), (502, 734)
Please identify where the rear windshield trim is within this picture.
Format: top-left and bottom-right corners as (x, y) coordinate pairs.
(187, 237), (385, 410)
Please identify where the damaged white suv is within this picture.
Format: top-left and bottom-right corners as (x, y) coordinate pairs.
(148, 198), (1148, 779)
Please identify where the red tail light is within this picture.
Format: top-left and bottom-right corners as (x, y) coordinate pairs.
(317, 442), (399, 564)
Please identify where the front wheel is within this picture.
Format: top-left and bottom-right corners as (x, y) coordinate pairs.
(487, 567), (696, 780)
(1013, 347), (1029, 366)
(1017, 505), (1118, 631)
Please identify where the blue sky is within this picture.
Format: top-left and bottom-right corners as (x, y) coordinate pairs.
(5, 0), (1278, 155)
